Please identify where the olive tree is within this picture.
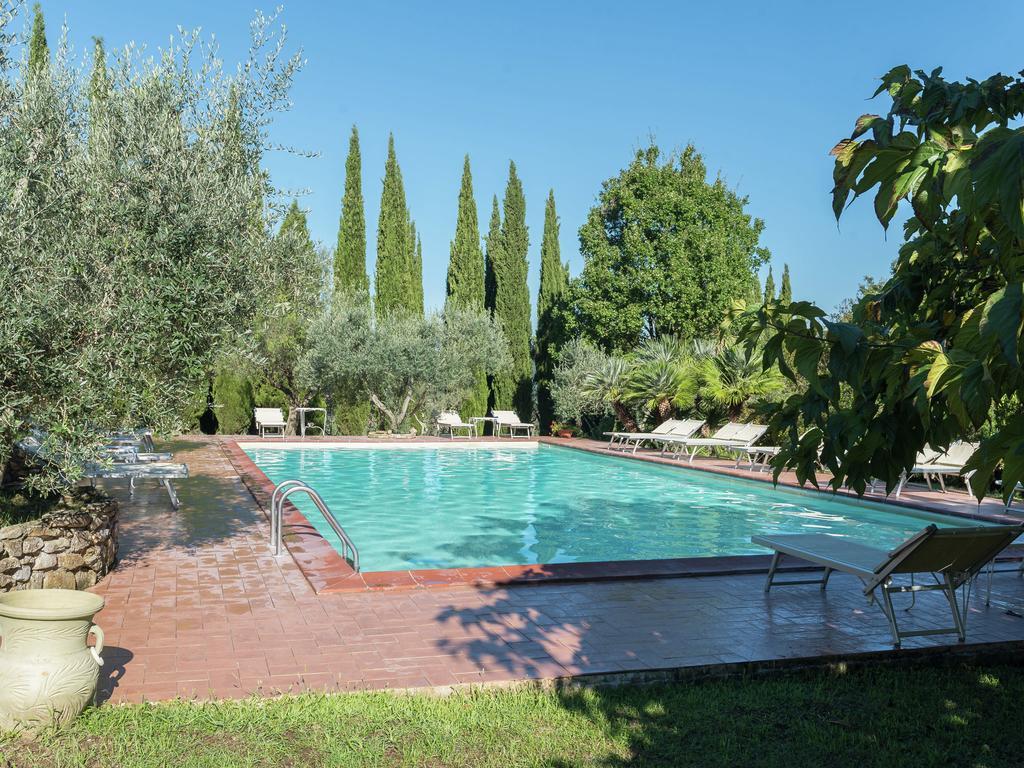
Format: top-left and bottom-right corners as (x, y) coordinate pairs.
(299, 296), (511, 433)
(0, 6), (304, 492)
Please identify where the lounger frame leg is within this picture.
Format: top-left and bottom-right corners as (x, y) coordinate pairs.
(879, 583), (903, 647)
(763, 553), (833, 592)
(162, 479), (181, 510)
(940, 572), (966, 642)
(764, 552), (781, 592)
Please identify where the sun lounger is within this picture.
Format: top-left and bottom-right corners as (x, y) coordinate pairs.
(603, 419), (704, 454)
(436, 411), (477, 439)
(492, 410), (534, 438)
(254, 407), (287, 437)
(894, 442), (979, 497)
(103, 445), (173, 463)
(84, 461), (189, 509)
(734, 430), (818, 472)
(660, 422), (768, 463)
(753, 523), (1024, 646)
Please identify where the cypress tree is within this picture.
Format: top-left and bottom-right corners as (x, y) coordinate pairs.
(335, 126), (368, 294)
(535, 189), (569, 433)
(484, 196), (501, 313)
(763, 266), (776, 304)
(375, 134), (411, 317)
(446, 156), (485, 310)
(280, 199), (312, 244)
(750, 275), (762, 304)
(446, 156), (488, 417)
(779, 263), (793, 304)
(407, 218), (424, 315)
(28, 3), (48, 79)
(490, 161), (533, 420)
(87, 37), (111, 154)
(88, 37), (109, 107)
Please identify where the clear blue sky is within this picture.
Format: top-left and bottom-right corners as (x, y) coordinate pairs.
(32, 1), (1024, 315)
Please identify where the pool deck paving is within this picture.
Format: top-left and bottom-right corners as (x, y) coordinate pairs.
(88, 435), (1024, 704)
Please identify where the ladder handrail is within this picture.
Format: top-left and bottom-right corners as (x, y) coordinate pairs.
(270, 479), (307, 547)
(270, 480), (360, 572)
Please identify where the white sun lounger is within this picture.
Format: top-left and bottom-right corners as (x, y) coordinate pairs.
(436, 411), (477, 439)
(492, 410), (534, 438)
(753, 523), (1024, 647)
(734, 430), (818, 472)
(603, 419), (704, 454)
(660, 422), (768, 463)
(894, 442), (979, 497)
(254, 407), (287, 437)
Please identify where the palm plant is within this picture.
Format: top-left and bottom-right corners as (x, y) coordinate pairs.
(697, 344), (785, 420)
(581, 356), (638, 432)
(623, 336), (698, 423)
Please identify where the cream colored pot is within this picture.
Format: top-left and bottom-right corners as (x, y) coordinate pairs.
(0, 588), (105, 734)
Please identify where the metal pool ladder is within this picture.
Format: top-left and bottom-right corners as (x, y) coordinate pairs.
(270, 479), (360, 572)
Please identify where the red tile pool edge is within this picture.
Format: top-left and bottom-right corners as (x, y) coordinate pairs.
(221, 437), (1022, 594)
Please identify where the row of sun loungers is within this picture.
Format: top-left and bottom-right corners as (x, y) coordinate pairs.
(605, 424), (1021, 511)
(435, 410), (535, 439)
(604, 420), (770, 464)
(18, 428), (187, 509)
(90, 429), (187, 509)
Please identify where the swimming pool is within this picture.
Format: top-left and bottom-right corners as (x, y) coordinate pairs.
(241, 442), (983, 573)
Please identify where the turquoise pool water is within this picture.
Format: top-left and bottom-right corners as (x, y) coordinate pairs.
(242, 443), (981, 573)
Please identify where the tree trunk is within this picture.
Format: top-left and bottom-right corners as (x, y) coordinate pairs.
(656, 399), (672, 423)
(612, 401), (638, 432)
(368, 392), (400, 432)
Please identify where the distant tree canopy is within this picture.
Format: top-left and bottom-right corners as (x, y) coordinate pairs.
(738, 66), (1024, 502)
(300, 293), (510, 433)
(568, 143), (770, 353)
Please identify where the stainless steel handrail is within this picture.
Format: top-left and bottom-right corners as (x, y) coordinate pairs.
(270, 480), (360, 572)
(270, 479), (306, 549)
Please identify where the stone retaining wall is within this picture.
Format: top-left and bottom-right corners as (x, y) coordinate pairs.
(0, 489), (118, 591)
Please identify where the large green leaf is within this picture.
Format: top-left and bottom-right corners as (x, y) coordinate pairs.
(979, 283), (1023, 365)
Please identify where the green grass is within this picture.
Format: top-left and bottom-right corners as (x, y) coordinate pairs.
(4, 663), (1024, 767)
(0, 489), (56, 527)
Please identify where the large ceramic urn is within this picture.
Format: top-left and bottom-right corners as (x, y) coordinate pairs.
(0, 589), (105, 734)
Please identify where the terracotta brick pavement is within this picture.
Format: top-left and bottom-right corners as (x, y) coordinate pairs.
(88, 437), (1024, 703)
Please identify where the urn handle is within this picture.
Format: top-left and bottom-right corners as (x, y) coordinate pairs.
(88, 623), (105, 666)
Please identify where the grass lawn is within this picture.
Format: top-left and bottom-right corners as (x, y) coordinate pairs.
(3, 662), (1023, 767)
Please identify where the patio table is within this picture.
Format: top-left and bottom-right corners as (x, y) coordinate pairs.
(291, 407), (327, 438)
